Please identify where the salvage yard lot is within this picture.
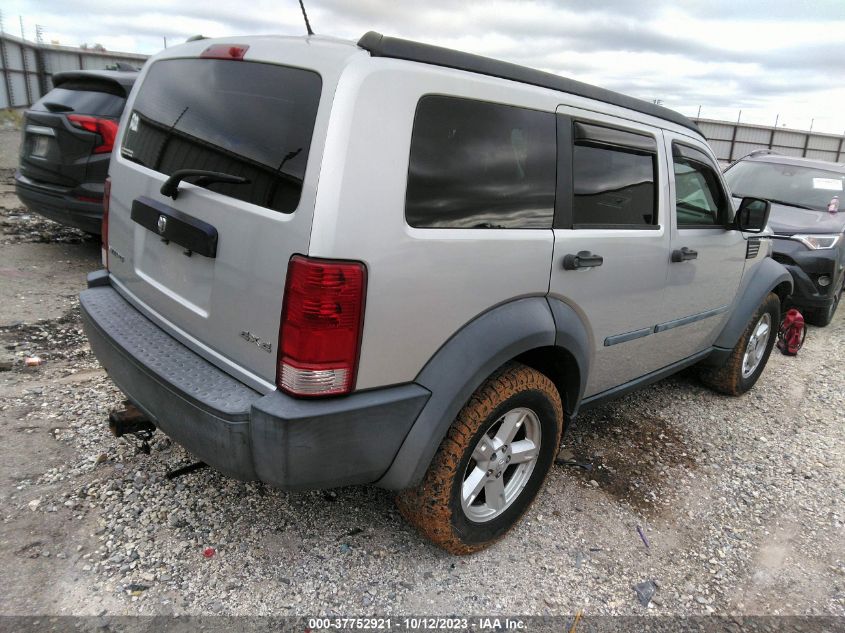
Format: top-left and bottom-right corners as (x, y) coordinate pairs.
(0, 128), (843, 616)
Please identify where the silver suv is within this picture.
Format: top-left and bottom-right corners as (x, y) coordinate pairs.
(80, 32), (792, 553)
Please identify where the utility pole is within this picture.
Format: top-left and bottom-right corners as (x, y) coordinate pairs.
(19, 15), (24, 40)
(809, 118), (814, 132)
(737, 109), (742, 123)
(163, 36), (167, 49)
(696, 105), (701, 118)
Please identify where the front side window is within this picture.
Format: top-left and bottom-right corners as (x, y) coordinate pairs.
(405, 96), (556, 229)
(121, 58), (322, 214)
(571, 123), (658, 228)
(673, 144), (729, 227)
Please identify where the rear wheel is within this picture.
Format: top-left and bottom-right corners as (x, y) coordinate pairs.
(701, 292), (780, 396)
(396, 363), (563, 554)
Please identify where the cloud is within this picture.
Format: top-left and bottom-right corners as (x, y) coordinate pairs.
(7, 0), (845, 133)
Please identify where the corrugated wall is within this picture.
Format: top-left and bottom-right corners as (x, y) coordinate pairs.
(0, 32), (147, 108)
(694, 118), (845, 166)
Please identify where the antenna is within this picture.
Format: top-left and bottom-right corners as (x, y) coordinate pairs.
(298, 0), (314, 36)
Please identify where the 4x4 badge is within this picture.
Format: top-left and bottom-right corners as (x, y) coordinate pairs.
(157, 215), (167, 235)
(240, 330), (272, 353)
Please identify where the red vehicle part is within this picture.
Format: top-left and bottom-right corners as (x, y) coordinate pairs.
(777, 309), (806, 356)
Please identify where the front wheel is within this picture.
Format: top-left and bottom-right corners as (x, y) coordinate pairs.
(396, 363), (563, 554)
(701, 292), (780, 396)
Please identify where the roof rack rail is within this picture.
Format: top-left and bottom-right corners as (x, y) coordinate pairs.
(357, 31), (701, 136)
(741, 149), (782, 160)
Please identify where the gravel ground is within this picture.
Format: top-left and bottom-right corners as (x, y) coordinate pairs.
(0, 127), (843, 618)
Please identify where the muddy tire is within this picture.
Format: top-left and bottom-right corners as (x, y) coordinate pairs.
(700, 292), (780, 396)
(396, 362), (563, 554)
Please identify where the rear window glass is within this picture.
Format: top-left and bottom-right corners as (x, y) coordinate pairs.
(405, 96), (556, 229)
(32, 86), (125, 118)
(121, 58), (322, 214)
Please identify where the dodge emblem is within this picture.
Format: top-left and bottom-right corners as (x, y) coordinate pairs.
(157, 215), (167, 235)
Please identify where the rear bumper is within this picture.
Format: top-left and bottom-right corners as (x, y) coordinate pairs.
(80, 273), (430, 489)
(14, 171), (103, 234)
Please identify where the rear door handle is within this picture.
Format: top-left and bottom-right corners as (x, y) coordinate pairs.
(563, 251), (604, 270)
(671, 247), (698, 262)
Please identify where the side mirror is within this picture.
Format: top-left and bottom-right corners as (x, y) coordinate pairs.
(734, 197), (771, 233)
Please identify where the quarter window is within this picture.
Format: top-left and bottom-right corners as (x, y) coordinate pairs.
(571, 123), (658, 228)
(673, 144), (729, 227)
(405, 96), (556, 229)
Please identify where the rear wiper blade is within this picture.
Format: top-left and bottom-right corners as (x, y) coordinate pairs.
(764, 198), (817, 211)
(160, 169), (250, 200)
(43, 102), (73, 113)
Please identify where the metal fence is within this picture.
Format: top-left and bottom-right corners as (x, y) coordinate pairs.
(0, 32), (148, 109)
(693, 118), (845, 166)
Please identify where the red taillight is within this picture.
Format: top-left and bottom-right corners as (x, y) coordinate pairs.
(200, 44), (249, 60)
(102, 177), (111, 269)
(68, 114), (118, 154)
(277, 255), (367, 397)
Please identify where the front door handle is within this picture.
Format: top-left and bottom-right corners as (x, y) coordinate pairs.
(671, 247), (698, 262)
(563, 251), (604, 270)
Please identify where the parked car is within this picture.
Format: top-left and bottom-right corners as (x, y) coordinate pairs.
(79, 32), (791, 553)
(724, 152), (845, 326)
(15, 69), (138, 234)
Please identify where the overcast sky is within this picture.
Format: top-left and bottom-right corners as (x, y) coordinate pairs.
(6, 0), (845, 134)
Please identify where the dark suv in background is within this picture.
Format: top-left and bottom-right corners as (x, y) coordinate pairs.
(15, 69), (138, 235)
(724, 152), (845, 326)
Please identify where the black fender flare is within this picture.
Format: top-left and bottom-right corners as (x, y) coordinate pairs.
(375, 297), (590, 490)
(713, 257), (793, 351)
(546, 296), (592, 416)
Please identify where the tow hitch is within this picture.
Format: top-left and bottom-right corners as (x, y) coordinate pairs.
(107, 403), (208, 479)
(108, 402), (156, 454)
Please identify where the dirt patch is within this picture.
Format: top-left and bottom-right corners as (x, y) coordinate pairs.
(0, 305), (88, 370)
(558, 408), (696, 515)
(0, 205), (98, 246)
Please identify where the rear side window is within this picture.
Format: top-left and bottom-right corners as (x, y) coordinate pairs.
(32, 85), (125, 118)
(405, 96), (556, 229)
(121, 58), (321, 214)
(571, 122), (658, 228)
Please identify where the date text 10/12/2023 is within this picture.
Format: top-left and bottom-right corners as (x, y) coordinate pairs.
(306, 618), (527, 631)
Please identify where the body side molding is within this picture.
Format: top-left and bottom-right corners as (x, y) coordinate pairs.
(604, 327), (652, 347)
(654, 304), (729, 333)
